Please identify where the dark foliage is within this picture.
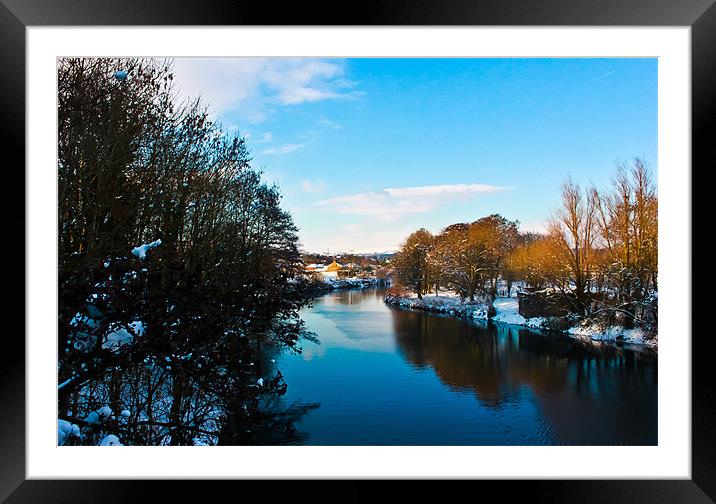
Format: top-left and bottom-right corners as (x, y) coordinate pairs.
(58, 58), (314, 445)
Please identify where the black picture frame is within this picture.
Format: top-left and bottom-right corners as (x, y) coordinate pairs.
(2, 0), (711, 501)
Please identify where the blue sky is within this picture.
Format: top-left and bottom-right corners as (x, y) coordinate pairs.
(172, 58), (657, 253)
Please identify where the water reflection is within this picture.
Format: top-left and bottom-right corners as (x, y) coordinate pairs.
(281, 288), (657, 445)
(390, 307), (657, 444)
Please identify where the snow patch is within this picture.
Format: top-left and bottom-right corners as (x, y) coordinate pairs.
(385, 293), (489, 319)
(568, 323), (654, 346)
(58, 419), (81, 445)
(102, 321), (145, 351)
(490, 298), (546, 328)
(98, 434), (123, 446)
(131, 239), (162, 259)
(84, 411), (100, 425)
(322, 276), (383, 290)
(98, 406), (113, 418)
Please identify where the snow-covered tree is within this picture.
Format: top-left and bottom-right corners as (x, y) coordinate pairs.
(58, 58), (313, 445)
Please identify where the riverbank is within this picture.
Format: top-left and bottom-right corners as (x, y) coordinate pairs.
(306, 276), (390, 296)
(326, 276), (389, 289)
(384, 293), (657, 349)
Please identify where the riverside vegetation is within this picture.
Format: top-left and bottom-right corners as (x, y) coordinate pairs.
(387, 161), (658, 344)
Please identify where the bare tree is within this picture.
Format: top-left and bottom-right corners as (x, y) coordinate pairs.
(548, 178), (597, 314)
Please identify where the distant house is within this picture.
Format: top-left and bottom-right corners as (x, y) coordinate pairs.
(325, 259), (342, 272)
(322, 259), (342, 278)
(305, 259), (343, 278)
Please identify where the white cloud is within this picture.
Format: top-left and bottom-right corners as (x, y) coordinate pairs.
(260, 143), (305, 155)
(318, 118), (342, 129)
(171, 58), (360, 120)
(384, 184), (502, 198)
(300, 180), (326, 193)
(253, 132), (273, 144)
(315, 183), (505, 221)
(247, 111), (267, 124)
(262, 60), (343, 104)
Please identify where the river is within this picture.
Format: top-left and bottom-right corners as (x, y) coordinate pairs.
(276, 287), (657, 445)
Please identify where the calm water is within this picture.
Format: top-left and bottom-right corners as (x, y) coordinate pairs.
(277, 288), (657, 445)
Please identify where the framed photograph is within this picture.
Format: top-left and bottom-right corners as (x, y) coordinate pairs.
(4, 0), (712, 501)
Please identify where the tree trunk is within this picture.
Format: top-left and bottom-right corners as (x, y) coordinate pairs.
(168, 368), (186, 446)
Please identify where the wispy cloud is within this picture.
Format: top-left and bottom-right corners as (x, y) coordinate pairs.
(253, 132), (273, 144)
(260, 143), (305, 155)
(300, 179), (326, 193)
(171, 58), (361, 121)
(587, 70), (615, 84)
(315, 183), (506, 221)
(318, 118), (342, 129)
(247, 111), (267, 124)
(382, 184), (503, 198)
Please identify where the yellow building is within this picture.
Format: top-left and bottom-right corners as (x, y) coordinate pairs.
(325, 259), (342, 272)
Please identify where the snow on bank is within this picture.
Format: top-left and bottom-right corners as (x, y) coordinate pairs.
(568, 322), (655, 347)
(491, 297), (546, 330)
(384, 293), (543, 326)
(384, 293), (482, 318)
(322, 276), (386, 290)
(385, 293), (656, 348)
